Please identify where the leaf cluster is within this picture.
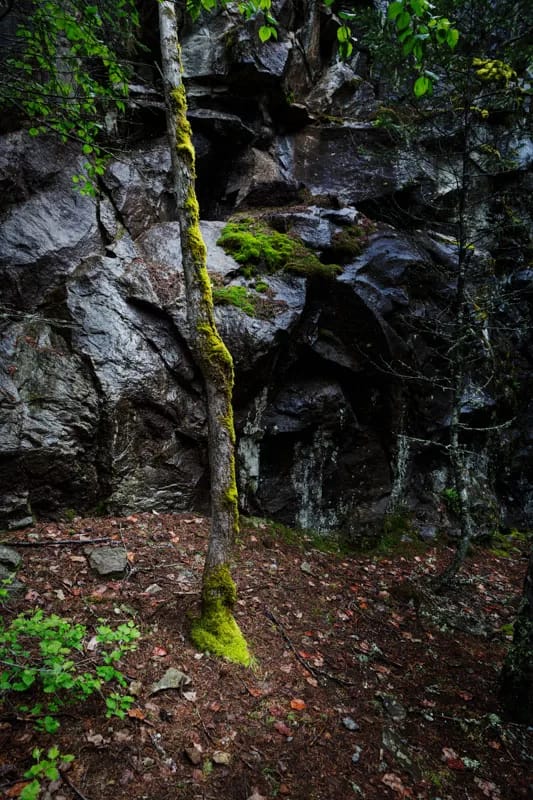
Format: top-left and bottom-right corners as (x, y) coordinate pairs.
(0, 610), (140, 731)
(2, 0), (139, 194)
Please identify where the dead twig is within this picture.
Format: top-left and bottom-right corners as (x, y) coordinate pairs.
(0, 537), (112, 548)
(62, 773), (92, 800)
(264, 607), (356, 687)
(194, 705), (216, 745)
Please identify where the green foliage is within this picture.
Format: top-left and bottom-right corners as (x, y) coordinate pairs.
(3, 0), (138, 195)
(489, 529), (531, 558)
(0, 611), (139, 726)
(21, 747), (75, 800)
(387, 0), (459, 95)
(441, 486), (460, 515)
(217, 219), (341, 279)
(323, 0), (356, 59)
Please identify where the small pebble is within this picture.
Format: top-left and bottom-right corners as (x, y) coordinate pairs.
(342, 716), (360, 731)
(351, 746), (362, 764)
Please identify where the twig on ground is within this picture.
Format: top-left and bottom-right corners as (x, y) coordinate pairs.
(0, 537), (113, 547)
(62, 773), (91, 800)
(148, 732), (178, 772)
(264, 607), (356, 687)
(194, 705), (216, 744)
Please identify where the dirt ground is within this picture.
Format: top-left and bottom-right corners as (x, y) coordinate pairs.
(0, 513), (531, 800)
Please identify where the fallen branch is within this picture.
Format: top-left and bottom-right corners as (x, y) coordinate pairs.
(62, 773), (91, 800)
(264, 607), (356, 687)
(0, 537), (112, 548)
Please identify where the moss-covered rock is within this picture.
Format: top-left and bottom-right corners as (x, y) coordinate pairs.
(212, 285), (257, 316)
(217, 219), (341, 279)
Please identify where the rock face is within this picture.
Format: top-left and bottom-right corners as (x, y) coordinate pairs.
(0, 1), (531, 540)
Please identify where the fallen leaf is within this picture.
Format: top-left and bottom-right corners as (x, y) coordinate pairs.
(113, 728), (132, 743)
(290, 698), (306, 711)
(5, 783), (31, 798)
(149, 668), (191, 695)
(246, 686), (263, 698)
(381, 773), (413, 797)
(183, 690), (197, 703)
(151, 646), (168, 658)
(441, 747), (464, 770)
(474, 777), (501, 799)
(212, 751), (231, 765)
(86, 732), (106, 747)
(274, 721), (292, 736)
(246, 789), (267, 800)
(184, 745), (203, 766)
(209, 701), (222, 712)
(127, 708), (145, 720)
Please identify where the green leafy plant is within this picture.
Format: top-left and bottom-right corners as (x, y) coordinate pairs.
(442, 487), (460, 515)
(386, 0), (459, 96)
(0, 612), (139, 727)
(3, 0), (139, 195)
(21, 746), (75, 800)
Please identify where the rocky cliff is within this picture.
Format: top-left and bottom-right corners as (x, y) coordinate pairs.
(1, 0), (532, 541)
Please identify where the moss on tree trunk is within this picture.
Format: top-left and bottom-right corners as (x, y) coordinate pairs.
(158, 0), (249, 665)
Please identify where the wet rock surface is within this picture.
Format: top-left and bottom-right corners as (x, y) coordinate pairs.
(0, 0), (531, 539)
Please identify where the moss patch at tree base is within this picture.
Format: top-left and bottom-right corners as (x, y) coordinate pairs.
(190, 565), (251, 666)
(190, 608), (251, 666)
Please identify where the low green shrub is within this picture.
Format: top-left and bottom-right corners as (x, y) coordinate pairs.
(0, 610), (140, 732)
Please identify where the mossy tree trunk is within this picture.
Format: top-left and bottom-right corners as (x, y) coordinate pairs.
(158, 0), (249, 665)
(499, 548), (533, 723)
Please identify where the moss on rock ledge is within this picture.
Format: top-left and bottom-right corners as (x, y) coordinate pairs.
(217, 219), (341, 279)
(190, 565), (251, 666)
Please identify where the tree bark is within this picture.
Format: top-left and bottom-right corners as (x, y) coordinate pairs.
(157, 0), (249, 664)
(499, 548), (533, 723)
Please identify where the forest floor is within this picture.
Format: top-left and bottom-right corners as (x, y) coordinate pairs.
(0, 512), (531, 800)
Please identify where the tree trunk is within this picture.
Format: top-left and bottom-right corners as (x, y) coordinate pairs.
(499, 548), (533, 723)
(435, 101), (476, 590)
(157, 0), (249, 665)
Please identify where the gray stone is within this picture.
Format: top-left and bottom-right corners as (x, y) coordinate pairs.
(88, 547), (128, 578)
(0, 545), (22, 570)
(342, 716), (360, 732)
(418, 525), (438, 542)
(380, 695), (407, 723)
(0, 564), (24, 594)
(149, 668), (191, 696)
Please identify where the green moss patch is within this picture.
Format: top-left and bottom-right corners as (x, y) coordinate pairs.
(190, 565), (251, 666)
(217, 219), (341, 279)
(212, 285), (258, 316)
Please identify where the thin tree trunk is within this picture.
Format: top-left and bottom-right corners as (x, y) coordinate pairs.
(157, 0), (249, 664)
(436, 97), (476, 589)
(499, 547), (533, 723)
